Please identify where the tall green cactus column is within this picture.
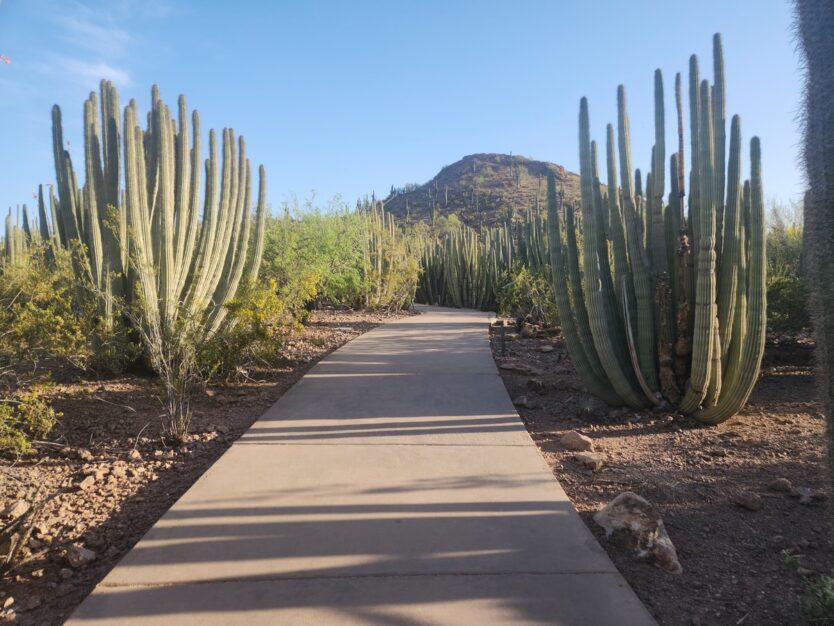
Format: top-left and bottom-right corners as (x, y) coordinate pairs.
(547, 34), (767, 424)
(52, 81), (268, 358)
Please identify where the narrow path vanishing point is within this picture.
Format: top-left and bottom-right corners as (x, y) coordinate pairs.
(67, 305), (655, 625)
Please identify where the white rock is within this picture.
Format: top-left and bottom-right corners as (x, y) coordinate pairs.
(575, 452), (607, 471)
(594, 491), (682, 574)
(560, 430), (595, 452)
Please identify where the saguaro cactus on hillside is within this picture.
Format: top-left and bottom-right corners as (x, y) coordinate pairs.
(550, 35), (766, 423)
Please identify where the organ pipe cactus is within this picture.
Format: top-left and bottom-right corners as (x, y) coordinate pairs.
(1, 205), (39, 267)
(795, 0), (834, 472)
(50, 80), (267, 341)
(551, 34), (766, 423)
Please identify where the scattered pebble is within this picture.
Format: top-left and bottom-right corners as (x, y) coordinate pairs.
(734, 492), (763, 512)
(66, 545), (96, 569)
(560, 430), (595, 452)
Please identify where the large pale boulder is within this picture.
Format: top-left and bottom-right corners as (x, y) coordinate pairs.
(594, 491), (682, 574)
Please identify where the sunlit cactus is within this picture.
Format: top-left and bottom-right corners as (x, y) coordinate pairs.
(50, 80), (267, 341)
(550, 34), (766, 423)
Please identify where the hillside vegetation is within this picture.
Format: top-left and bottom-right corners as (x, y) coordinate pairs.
(383, 153), (581, 228)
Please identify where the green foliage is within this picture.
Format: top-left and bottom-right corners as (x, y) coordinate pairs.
(262, 197), (421, 314)
(0, 245), (89, 368)
(0, 241), (139, 373)
(0, 386), (60, 454)
(262, 198), (365, 311)
(496, 267), (558, 326)
(198, 280), (302, 377)
(767, 200), (810, 333)
(802, 576), (834, 625)
(361, 201), (421, 311)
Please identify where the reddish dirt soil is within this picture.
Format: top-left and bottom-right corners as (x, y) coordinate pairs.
(0, 309), (407, 626)
(490, 321), (833, 626)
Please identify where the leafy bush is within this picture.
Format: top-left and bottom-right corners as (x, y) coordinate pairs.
(262, 196), (421, 313)
(0, 386), (60, 454)
(198, 280), (310, 378)
(0, 246), (89, 369)
(767, 200), (810, 333)
(496, 266), (559, 326)
(263, 198), (366, 311)
(802, 576), (834, 625)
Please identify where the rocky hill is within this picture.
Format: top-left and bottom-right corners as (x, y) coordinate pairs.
(383, 153), (581, 227)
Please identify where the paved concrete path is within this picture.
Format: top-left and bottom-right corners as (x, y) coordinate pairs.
(68, 306), (654, 625)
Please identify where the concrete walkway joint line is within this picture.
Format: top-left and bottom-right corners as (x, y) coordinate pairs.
(68, 306), (656, 626)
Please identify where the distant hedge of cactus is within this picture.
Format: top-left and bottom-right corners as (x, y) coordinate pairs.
(418, 204), (561, 309)
(2, 205), (37, 267)
(417, 221), (516, 310)
(550, 34), (766, 424)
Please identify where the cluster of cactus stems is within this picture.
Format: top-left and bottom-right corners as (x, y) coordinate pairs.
(362, 201), (418, 309)
(417, 221), (515, 310)
(549, 34), (766, 423)
(2, 205), (36, 266)
(47, 80), (267, 338)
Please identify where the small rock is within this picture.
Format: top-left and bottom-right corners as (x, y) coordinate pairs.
(153, 450), (163, 458)
(768, 478), (792, 493)
(560, 430), (595, 452)
(66, 545), (96, 568)
(513, 396), (536, 409)
(797, 566), (815, 576)
(111, 466), (127, 479)
(791, 487), (814, 505)
(76, 449), (94, 462)
(2, 599), (12, 610)
(526, 378), (548, 395)
(499, 362), (539, 376)
(1, 609), (15, 623)
(77, 475), (96, 491)
(127, 449), (142, 461)
(594, 492), (682, 574)
(2, 501), (29, 520)
(575, 452), (607, 471)
(734, 491), (763, 511)
(540, 345), (555, 353)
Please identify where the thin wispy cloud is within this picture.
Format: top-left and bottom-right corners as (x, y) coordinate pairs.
(54, 14), (131, 58)
(24, 0), (169, 91)
(32, 56), (131, 88)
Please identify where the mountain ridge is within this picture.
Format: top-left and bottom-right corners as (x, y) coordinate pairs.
(382, 153), (581, 227)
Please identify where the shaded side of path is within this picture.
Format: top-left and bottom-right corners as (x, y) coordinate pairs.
(67, 306), (655, 625)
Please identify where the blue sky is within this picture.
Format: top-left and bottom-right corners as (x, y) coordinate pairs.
(0, 0), (802, 215)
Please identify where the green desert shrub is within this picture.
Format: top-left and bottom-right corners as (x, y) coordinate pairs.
(198, 279), (312, 377)
(496, 266), (558, 326)
(802, 576), (834, 625)
(766, 200), (810, 333)
(0, 386), (61, 454)
(262, 197), (420, 313)
(0, 243), (138, 373)
(263, 199), (366, 311)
